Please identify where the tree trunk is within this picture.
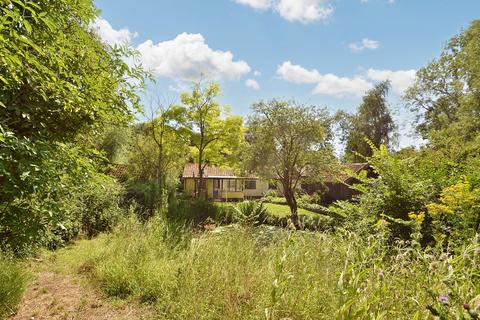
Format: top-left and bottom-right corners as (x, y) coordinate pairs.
(283, 182), (298, 227)
(197, 151), (204, 198)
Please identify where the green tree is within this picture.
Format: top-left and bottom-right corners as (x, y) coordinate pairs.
(338, 81), (397, 162)
(0, 0), (146, 250)
(128, 100), (188, 211)
(180, 83), (243, 197)
(404, 20), (480, 159)
(244, 100), (334, 224)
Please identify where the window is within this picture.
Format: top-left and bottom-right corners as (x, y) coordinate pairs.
(222, 179), (243, 192)
(245, 180), (257, 190)
(196, 179), (207, 190)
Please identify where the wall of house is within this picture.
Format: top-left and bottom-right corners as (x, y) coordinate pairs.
(243, 180), (269, 199)
(221, 191), (244, 200)
(184, 178), (195, 196)
(183, 178), (214, 197)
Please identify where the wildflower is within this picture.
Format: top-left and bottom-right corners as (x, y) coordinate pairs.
(429, 261), (439, 272)
(438, 295), (449, 304)
(377, 270), (385, 281)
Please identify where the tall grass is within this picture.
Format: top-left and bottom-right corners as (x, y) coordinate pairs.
(60, 215), (480, 319)
(0, 253), (27, 319)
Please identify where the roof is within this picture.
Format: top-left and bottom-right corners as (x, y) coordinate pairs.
(182, 163), (238, 178)
(325, 163), (371, 183)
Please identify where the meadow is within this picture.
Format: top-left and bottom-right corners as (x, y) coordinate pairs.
(46, 214), (479, 320)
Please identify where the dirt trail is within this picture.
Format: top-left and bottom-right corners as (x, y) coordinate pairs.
(11, 260), (151, 320)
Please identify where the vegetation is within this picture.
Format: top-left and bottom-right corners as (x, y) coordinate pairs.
(337, 81), (397, 162)
(0, 253), (27, 318)
(53, 215), (479, 319)
(1, 0), (480, 317)
(244, 100), (336, 223)
(180, 83), (243, 197)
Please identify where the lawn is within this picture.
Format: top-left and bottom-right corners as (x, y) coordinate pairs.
(263, 202), (318, 218)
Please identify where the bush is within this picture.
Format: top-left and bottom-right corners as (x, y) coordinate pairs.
(234, 201), (267, 225)
(0, 254), (27, 318)
(75, 173), (125, 238)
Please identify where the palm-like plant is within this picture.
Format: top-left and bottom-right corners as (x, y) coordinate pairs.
(234, 201), (267, 225)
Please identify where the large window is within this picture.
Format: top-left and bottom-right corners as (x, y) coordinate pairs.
(222, 179), (243, 192)
(245, 180), (257, 190)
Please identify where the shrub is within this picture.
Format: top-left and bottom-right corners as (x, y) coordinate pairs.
(76, 173), (125, 238)
(0, 254), (27, 318)
(426, 178), (480, 245)
(234, 201), (267, 225)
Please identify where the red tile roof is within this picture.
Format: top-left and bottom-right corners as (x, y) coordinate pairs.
(182, 163), (237, 178)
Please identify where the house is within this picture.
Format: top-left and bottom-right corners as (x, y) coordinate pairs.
(182, 163), (269, 201)
(302, 163), (376, 205)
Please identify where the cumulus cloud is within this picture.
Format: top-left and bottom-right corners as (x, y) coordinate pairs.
(92, 18), (138, 45)
(348, 38), (380, 52)
(137, 33), (251, 81)
(366, 68), (416, 93)
(245, 79), (261, 90)
(276, 61), (415, 97)
(234, 0), (334, 24)
(276, 61), (372, 97)
(253, 70), (262, 76)
(93, 19), (251, 82)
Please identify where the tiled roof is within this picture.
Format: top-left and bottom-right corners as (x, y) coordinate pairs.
(182, 163), (237, 178)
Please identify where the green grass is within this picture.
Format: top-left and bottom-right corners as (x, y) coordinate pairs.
(263, 203), (317, 218)
(0, 254), (27, 319)
(55, 215), (480, 320)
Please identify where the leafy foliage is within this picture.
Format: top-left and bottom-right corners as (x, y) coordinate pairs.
(245, 100), (336, 222)
(179, 83), (243, 196)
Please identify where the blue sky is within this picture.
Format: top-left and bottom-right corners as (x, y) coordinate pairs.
(93, 0), (480, 148)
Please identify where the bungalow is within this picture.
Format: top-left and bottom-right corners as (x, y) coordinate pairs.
(182, 163), (269, 201)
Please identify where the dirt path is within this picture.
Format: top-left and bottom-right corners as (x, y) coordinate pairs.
(11, 259), (152, 320)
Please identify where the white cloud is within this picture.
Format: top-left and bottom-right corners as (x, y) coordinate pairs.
(276, 61), (372, 97)
(234, 0), (333, 24)
(276, 0), (334, 23)
(253, 70), (262, 76)
(245, 79), (261, 90)
(92, 18), (138, 45)
(137, 33), (251, 81)
(276, 61), (415, 97)
(348, 38), (380, 52)
(234, 0), (272, 10)
(366, 68), (416, 93)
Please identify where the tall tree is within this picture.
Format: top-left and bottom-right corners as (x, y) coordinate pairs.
(245, 100), (334, 224)
(338, 81), (397, 162)
(0, 0), (146, 249)
(129, 99), (188, 211)
(180, 83), (243, 197)
(404, 19), (480, 159)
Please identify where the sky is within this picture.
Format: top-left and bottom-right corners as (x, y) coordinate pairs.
(93, 0), (480, 149)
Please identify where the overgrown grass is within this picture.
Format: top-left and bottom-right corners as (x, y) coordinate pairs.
(56, 215), (480, 319)
(0, 254), (27, 319)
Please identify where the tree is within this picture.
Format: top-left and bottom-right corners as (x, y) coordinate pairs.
(404, 20), (480, 159)
(128, 98), (188, 211)
(0, 0), (146, 250)
(180, 83), (243, 197)
(338, 81), (397, 162)
(244, 100), (335, 224)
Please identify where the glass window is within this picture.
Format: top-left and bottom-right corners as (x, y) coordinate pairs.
(245, 180), (257, 190)
(222, 179), (243, 192)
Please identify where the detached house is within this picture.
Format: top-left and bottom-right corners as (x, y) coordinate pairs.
(182, 163), (269, 201)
